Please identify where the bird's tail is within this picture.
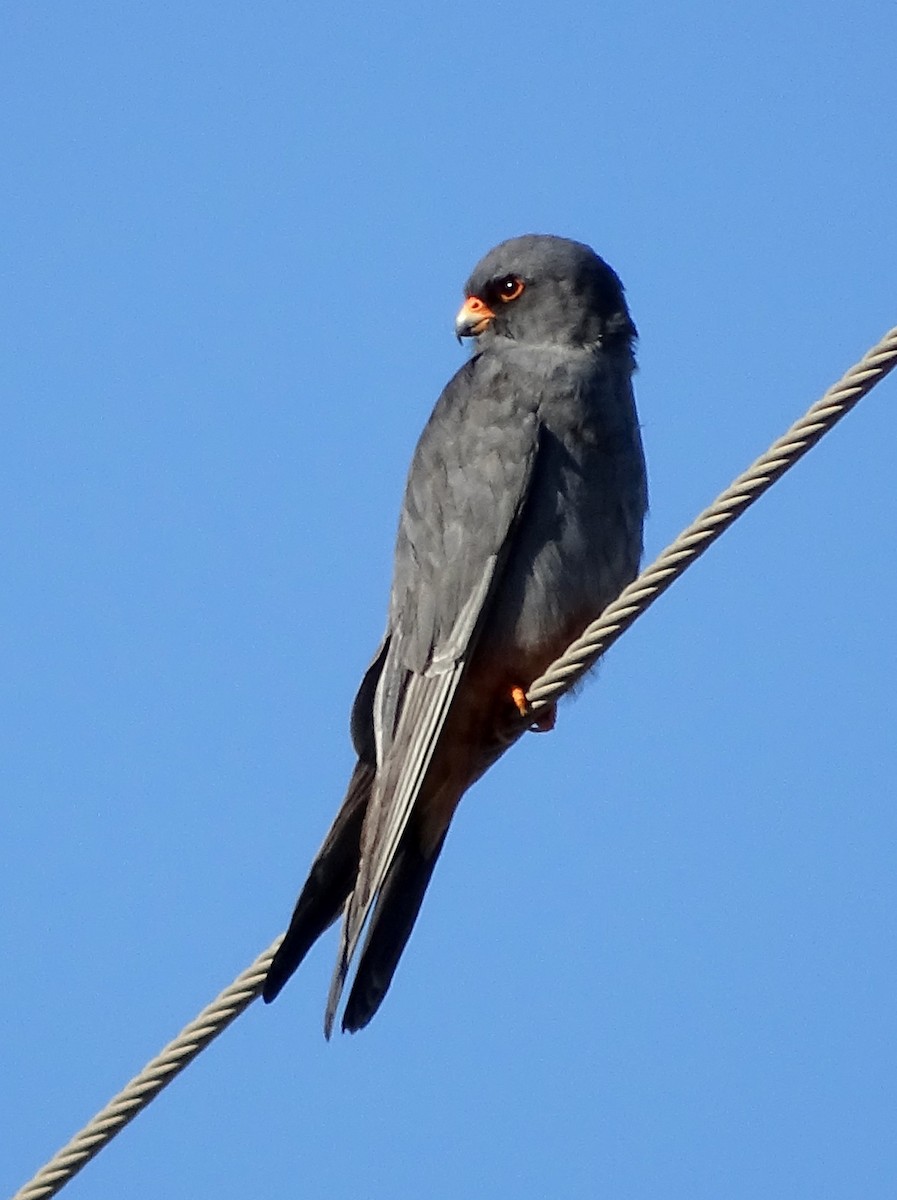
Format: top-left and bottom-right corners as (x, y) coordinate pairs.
(262, 762), (373, 1004)
(331, 828), (448, 1035)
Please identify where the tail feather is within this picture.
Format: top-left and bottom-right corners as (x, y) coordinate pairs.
(336, 829), (447, 1035)
(263, 762), (373, 1004)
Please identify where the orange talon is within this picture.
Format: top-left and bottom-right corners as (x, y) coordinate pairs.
(509, 687), (556, 733)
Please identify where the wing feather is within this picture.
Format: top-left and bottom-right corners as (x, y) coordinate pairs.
(323, 562), (494, 1036)
(324, 417), (544, 1031)
(321, 360), (546, 1027)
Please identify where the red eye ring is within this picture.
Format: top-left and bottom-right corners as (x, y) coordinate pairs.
(496, 275), (525, 303)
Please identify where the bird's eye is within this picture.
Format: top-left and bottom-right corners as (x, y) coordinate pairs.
(495, 275), (525, 303)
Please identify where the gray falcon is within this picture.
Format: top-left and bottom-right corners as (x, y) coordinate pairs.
(263, 234), (648, 1035)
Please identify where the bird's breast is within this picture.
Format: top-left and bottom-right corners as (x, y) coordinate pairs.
(479, 350), (646, 671)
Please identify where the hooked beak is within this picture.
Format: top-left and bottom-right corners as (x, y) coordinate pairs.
(454, 294), (495, 340)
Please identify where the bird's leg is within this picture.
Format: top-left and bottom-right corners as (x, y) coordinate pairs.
(510, 686), (556, 734)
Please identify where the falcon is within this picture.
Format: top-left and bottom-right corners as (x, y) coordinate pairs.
(263, 234), (648, 1035)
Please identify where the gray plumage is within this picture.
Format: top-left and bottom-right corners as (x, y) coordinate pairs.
(263, 234), (647, 1034)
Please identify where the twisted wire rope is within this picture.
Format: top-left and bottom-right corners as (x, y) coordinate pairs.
(11, 939), (282, 1200)
(524, 324), (897, 713)
(12, 323), (897, 1200)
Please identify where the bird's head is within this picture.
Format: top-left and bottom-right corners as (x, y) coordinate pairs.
(455, 234), (635, 351)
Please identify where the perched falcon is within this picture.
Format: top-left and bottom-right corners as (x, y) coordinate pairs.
(263, 234), (648, 1035)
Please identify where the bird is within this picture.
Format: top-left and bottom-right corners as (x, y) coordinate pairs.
(263, 234), (648, 1035)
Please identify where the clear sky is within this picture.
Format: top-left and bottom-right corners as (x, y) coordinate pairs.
(3, 4), (896, 1198)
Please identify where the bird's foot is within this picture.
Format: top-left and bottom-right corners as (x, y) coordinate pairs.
(510, 686), (556, 733)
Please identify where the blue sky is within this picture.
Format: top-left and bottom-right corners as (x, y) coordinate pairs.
(3, 4), (896, 1198)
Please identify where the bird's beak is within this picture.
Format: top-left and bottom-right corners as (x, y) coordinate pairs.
(454, 295), (495, 340)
